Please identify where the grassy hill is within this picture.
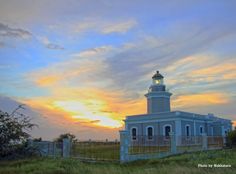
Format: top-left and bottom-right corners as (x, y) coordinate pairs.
(0, 149), (235, 174)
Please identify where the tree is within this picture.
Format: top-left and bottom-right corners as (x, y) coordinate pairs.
(227, 129), (236, 148)
(33, 137), (42, 142)
(54, 133), (77, 143)
(0, 105), (36, 159)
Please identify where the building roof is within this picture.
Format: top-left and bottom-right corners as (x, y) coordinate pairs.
(152, 71), (164, 79)
(125, 111), (231, 124)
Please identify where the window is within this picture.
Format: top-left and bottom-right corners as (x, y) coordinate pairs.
(200, 126), (203, 134)
(186, 125), (190, 137)
(147, 127), (153, 140)
(131, 128), (137, 140)
(211, 127), (214, 136)
(164, 125), (171, 137)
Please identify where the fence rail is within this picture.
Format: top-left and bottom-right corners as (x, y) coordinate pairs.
(70, 141), (120, 161)
(29, 141), (63, 157)
(129, 135), (170, 154)
(178, 136), (203, 145)
(29, 133), (225, 163)
(208, 136), (223, 148)
(120, 131), (225, 163)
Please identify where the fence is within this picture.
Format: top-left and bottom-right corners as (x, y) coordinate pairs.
(28, 138), (69, 157)
(119, 131), (224, 163)
(29, 133), (225, 163)
(129, 135), (171, 155)
(70, 140), (120, 162)
(29, 139), (120, 162)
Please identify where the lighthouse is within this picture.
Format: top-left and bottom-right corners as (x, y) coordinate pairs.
(145, 71), (172, 114)
(123, 70), (232, 156)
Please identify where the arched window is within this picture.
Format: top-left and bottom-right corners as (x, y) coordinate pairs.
(186, 125), (190, 137)
(131, 128), (137, 140)
(199, 126), (203, 135)
(147, 126), (153, 140)
(164, 125), (172, 137)
(225, 130), (228, 136)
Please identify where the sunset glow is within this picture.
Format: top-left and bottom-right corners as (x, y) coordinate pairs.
(0, 0), (235, 140)
(53, 100), (122, 128)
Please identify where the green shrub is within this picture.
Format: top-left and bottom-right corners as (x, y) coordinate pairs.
(0, 106), (37, 160)
(227, 129), (236, 147)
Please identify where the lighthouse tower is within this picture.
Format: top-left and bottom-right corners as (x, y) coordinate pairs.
(145, 71), (172, 114)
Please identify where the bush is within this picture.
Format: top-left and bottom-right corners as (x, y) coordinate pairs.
(54, 133), (77, 143)
(0, 105), (37, 159)
(227, 129), (236, 148)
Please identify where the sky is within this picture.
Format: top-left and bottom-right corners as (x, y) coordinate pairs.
(0, 0), (236, 140)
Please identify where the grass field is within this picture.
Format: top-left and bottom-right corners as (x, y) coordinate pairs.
(71, 142), (120, 160)
(70, 141), (222, 160)
(71, 142), (170, 159)
(1, 148), (236, 174)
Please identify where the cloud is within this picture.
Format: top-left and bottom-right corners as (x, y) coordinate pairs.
(28, 45), (114, 88)
(35, 76), (61, 87)
(24, 45), (140, 128)
(0, 23), (64, 50)
(90, 120), (100, 123)
(37, 36), (64, 50)
(101, 20), (137, 34)
(191, 61), (236, 80)
(26, 26), (236, 127)
(163, 55), (236, 93)
(26, 47), (109, 87)
(21, 86), (145, 129)
(71, 46), (113, 58)
(0, 95), (121, 140)
(0, 22), (32, 39)
(53, 100), (122, 128)
(172, 92), (229, 108)
(25, 45), (149, 127)
(46, 43), (64, 50)
(73, 19), (136, 34)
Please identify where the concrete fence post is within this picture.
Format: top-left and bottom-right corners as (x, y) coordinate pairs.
(119, 130), (130, 163)
(53, 142), (57, 157)
(170, 132), (177, 154)
(202, 133), (208, 150)
(63, 138), (71, 158)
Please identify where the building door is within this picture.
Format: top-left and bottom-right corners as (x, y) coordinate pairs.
(165, 126), (171, 137)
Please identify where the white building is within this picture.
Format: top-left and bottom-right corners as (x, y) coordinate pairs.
(123, 71), (232, 144)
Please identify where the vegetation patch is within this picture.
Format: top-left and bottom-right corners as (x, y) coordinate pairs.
(0, 149), (235, 174)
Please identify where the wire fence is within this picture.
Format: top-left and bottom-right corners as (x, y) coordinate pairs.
(129, 135), (171, 154)
(207, 136), (224, 148)
(129, 135), (224, 156)
(70, 140), (120, 161)
(31, 141), (63, 157)
(29, 135), (225, 163)
(177, 136), (203, 152)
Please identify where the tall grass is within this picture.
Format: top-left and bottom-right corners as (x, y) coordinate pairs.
(71, 142), (120, 160)
(0, 149), (235, 174)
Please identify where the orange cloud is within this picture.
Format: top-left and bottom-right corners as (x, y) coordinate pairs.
(22, 43), (147, 130)
(191, 62), (236, 80)
(172, 92), (229, 108)
(22, 86), (146, 130)
(164, 55), (236, 88)
(23, 96), (125, 140)
(165, 56), (210, 73)
(36, 76), (61, 86)
(27, 52), (235, 131)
